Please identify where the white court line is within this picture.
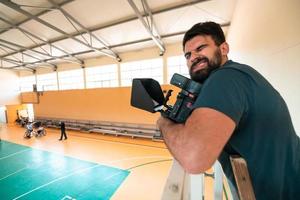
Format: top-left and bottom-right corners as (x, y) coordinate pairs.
(107, 155), (172, 165)
(0, 149), (31, 160)
(98, 158), (172, 183)
(61, 195), (76, 200)
(79, 155), (172, 170)
(0, 167), (27, 181)
(26, 142), (171, 170)
(85, 155), (172, 170)
(69, 134), (166, 150)
(11, 155), (171, 199)
(12, 164), (99, 200)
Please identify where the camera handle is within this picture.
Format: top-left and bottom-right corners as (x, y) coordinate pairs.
(164, 89), (173, 106)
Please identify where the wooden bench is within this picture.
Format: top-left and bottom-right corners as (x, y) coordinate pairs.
(35, 117), (161, 140)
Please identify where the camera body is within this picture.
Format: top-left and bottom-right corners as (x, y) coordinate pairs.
(131, 73), (202, 123)
(162, 73), (202, 123)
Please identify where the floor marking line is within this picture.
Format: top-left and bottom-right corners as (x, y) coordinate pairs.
(98, 160), (172, 187)
(12, 164), (99, 200)
(61, 195), (76, 200)
(0, 149), (31, 160)
(107, 155), (172, 165)
(70, 134), (167, 149)
(0, 167), (27, 181)
(126, 159), (173, 170)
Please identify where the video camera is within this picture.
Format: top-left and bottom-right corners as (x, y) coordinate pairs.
(130, 73), (202, 123)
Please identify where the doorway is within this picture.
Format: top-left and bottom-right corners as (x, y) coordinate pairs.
(0, 106), (7, 123)
(26, 104), (34, 122)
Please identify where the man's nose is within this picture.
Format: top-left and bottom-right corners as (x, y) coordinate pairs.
(190, 51), (200, 63)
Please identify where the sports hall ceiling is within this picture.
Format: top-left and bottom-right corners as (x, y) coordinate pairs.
(0, 0), (236, 72)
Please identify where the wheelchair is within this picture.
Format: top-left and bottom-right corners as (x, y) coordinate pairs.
(24, 121), (46, 138)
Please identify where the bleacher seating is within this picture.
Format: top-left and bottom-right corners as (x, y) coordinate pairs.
(35, 116), (162, 141)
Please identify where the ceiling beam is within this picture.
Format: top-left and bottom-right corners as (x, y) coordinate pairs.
(0, 0), (210, 60)
(7, 23), (229, 69)
(0, 40), (57, 69)
(0, 0), (75, 35)
(0, 16), (83, 65)
(0, 38), (54, 59)
(0, 0), (120, 60)
(46, 0), (121, 62)
(0, 41), (45, 61)
(127, 0), (165, 55)
(88, 0), (211, 31)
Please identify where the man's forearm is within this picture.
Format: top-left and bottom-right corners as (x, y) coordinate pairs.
(157, 108), (235, 173)
(157, 117), (191, 168)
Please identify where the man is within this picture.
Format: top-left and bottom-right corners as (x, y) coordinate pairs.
(59, 121), (67, 141)
(157, 22), (300, 199)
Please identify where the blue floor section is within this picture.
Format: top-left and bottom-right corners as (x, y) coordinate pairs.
(0, 140), (130, 200)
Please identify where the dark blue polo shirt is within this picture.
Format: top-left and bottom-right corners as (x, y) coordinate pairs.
(193, 60), (300, 200)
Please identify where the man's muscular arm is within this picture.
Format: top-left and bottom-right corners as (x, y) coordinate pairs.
(157, 107), (236, 174)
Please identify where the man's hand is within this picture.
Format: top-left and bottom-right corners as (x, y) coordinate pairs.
(156, 116), (175, 133)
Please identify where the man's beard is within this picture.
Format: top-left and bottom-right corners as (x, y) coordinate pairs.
(189, 49), (222, 84)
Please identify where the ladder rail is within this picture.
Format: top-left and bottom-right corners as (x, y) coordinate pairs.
(230, 156), (256, 200)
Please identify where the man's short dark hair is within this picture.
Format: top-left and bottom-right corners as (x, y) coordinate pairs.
(183, 22), (225, 49)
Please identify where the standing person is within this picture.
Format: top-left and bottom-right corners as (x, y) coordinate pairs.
(59, 121), (67, 141)
(157, 22), (300, 200)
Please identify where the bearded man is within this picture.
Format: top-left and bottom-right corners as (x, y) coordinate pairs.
(157, 22), (300, 200)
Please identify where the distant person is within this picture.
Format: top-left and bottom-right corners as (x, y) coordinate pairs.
(59, 121), (67, 141)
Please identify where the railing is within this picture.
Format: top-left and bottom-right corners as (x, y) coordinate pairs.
(161, 160), (232, 200)
(35, 116), (161, 140)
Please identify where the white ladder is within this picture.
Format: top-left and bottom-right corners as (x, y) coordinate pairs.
(161, 160), (227, 200)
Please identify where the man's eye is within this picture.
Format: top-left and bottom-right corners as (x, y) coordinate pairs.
(196, 44), (207, 52)
(185, 54), (191, 60)
(196, 46), (203, 51)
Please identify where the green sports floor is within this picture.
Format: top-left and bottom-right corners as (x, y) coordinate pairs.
(0, 140), (129, 200)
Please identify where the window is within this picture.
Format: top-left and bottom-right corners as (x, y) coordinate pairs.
(167, 55), (189, 83)
(19, 75), (36, 92)
(85, 64), (118, 88)
(37, 72), (58, 91)
(120, 58), (163, 86)
(58, 69), (84, 90)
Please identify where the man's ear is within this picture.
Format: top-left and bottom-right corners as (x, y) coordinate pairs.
(220, 42), (229, 56)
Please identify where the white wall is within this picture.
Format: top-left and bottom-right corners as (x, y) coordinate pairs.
(227, 0), (300, 135)
(0, 69), (20, 106)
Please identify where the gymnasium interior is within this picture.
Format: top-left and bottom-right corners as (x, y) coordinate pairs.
(0, 0), (299, 199)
